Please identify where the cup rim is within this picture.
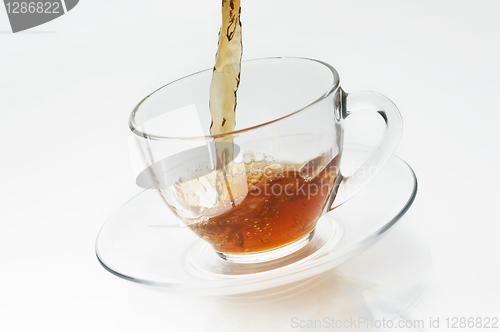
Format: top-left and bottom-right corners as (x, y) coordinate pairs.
(129, 57), (340, 141)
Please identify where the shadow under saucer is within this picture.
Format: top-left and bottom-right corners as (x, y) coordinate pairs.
(116, 224), (435, 332)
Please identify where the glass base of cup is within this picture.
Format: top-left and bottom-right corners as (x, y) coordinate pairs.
(214, 230), (316, 264)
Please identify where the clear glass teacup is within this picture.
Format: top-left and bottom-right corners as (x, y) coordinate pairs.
(129, 58), (402, 263)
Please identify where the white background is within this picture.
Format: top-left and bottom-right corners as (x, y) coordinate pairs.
(1, 0), (499, 331)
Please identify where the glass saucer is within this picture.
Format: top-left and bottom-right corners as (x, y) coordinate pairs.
(115, 219), (433, 332)
(95, 143), (417, 295)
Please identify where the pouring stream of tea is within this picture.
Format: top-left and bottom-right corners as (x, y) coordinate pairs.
(209, 0), (243, 206)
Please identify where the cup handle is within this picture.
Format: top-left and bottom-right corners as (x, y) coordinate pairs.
(328, 90), (404, 211)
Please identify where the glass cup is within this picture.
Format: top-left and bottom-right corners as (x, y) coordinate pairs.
(129, 57), (402, 263)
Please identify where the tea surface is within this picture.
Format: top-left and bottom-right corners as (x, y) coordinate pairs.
(188, 154), (340, 253)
